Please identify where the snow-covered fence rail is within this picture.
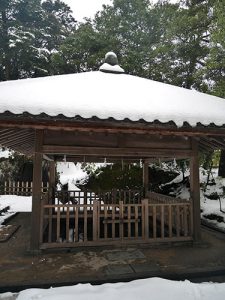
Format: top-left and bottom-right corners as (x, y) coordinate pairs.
(3, 181), (49, 196)
(39, 191), (193, 249)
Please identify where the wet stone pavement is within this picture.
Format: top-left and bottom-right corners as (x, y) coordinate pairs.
(0, 213), (225, 292)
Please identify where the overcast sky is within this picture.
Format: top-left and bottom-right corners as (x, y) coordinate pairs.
(63, 0), (177, 22)
(63, 0), (112, 21)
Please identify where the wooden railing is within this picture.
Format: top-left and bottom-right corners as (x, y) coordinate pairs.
(53, 189), (143, 205)
(40, 191), (193, 249)
(3, 181), (49, 196)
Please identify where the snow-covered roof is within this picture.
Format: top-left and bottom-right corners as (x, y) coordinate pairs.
(0, 71), (225, 127)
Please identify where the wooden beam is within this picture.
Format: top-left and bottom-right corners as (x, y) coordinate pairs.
(43, 145), (193, 158)
(1, 119), (225, 136)
(44, 130), (191, 149)
(190, 138), (201, 242)
(0, 133), (34, 144)
(30, 130), (43, 252)
(2, 138), (34, 149)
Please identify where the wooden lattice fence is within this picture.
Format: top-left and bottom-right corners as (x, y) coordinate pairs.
(39, 191), (193, 249)
(2, 181), (49, 196)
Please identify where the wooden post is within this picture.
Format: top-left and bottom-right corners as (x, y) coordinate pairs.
(49, 160), (56, 204)
(30, 130), (43, 252)
(190, 139), (201, 242)
(143, 161), (149, 196)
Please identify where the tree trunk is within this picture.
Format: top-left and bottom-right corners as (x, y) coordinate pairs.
(1, 10), (10, 80)
(218, 150), (225, 177)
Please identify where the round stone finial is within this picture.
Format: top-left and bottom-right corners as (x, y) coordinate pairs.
(105, 52), (118, 66)
(99, 51), (124, 74)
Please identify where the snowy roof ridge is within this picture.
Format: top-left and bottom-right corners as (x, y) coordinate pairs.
(0, 71), (224, 128)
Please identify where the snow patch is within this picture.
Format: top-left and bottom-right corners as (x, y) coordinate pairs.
(2, 277), (225, 300)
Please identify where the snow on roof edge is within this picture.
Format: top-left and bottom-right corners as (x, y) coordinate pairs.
(0, 71), (224, 129)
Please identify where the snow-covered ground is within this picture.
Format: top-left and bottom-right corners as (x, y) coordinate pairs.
(1, 277), (225, 300)
(200, 169), (225, 231)
(0, 195), (31, 225)
(163, 167), (225, 231)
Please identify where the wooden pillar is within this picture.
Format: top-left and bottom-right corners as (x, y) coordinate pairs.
(49, 160), (56, 204)
(143, 161), (149, 196)
(30, 130), (43, 251)
(190, 139), (201, 242)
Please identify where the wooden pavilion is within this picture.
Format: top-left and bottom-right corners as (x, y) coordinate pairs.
(0, 53), (225, 252)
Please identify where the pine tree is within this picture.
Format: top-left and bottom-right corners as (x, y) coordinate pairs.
(0, 0), (76, 81)
(160, 0), (213, 91)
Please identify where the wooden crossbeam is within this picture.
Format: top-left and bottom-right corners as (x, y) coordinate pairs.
(43, 145), (193, 158)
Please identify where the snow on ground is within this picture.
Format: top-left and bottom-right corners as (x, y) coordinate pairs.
(57, 162), (87, 189)
(167, 167), (225, 231)
(1, 277), (225, 300)
(200, 169), (225, 231)
(0, 195), (31, 225)
(0, 195), (31, 213)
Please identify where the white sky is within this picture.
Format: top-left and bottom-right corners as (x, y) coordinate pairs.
(63, 0), (177, 22)
(63, 0), (113, 21)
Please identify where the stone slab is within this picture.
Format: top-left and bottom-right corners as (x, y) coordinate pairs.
(131, 263), (161, 274)
(105, 265), (134, 276)
(105, 249), (146, 261)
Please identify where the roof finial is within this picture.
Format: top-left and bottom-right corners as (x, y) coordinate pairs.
(99, 51), (124, 74)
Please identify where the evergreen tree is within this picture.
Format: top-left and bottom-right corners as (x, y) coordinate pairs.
(206, 0), (225, 98)
(0, 0), (76, 80)
(159, 0), (213, 91)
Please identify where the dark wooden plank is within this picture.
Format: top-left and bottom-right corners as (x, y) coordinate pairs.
(190, 138), (201, 241)
(1, 118), (225, 137)
(119, 201), (124, 240)
(143, 199), (149, 240)
(176, 205), (180, 237)
(184, 205), (188, 237)
(84, 206), (88, 242)
(66, 206), (70, 242)
(104, 205), (108, 239)
(93, 201), (98, 241)
(112, 205), (116, 239)
(43, 145), (193, 158)
(168, 205), (172, 238)
(30, 129), (43, 251)
(56, 208), (60, 242)
(128, 205), (131, 238)
(135, 205), (139, 238)
(153, 206), (157, 239)
(161, 205), (164, 239)
(75, 207), (78, 242)
(48, 207), (52, 243)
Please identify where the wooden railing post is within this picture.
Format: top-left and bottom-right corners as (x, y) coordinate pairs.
(143, 199), (149, 240)
(93, 201), (99, 241)
(30, 130), (43, 252)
